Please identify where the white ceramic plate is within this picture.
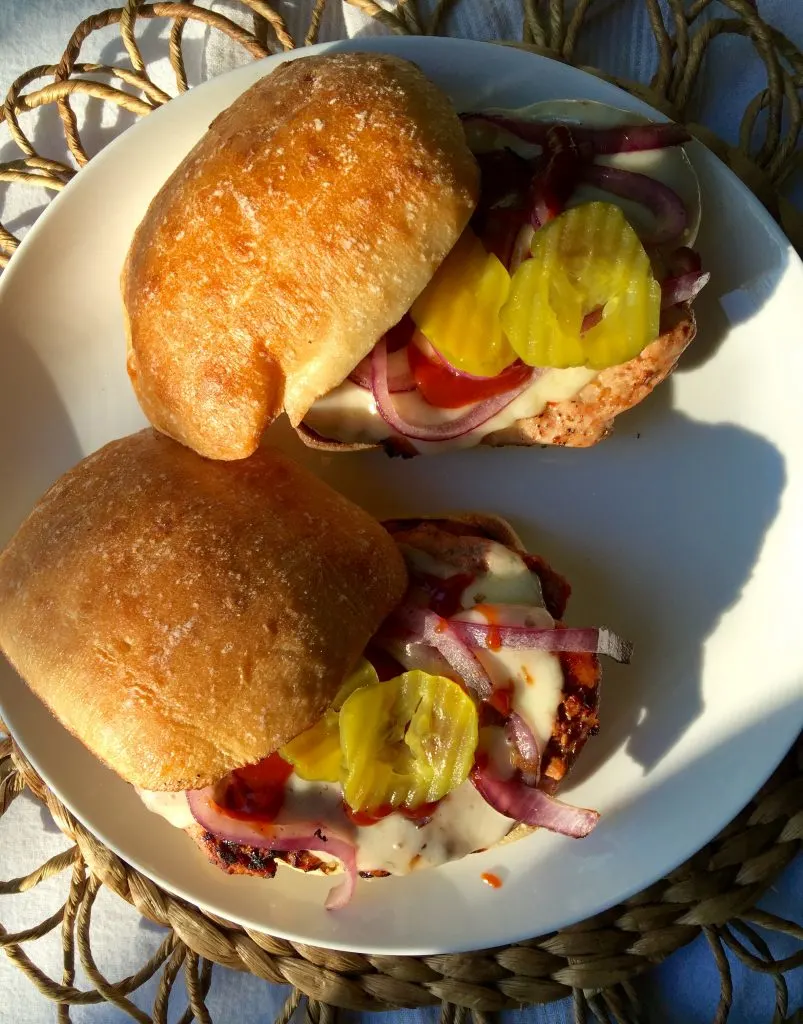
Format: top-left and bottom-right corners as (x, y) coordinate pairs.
(1, 37), (802, 955)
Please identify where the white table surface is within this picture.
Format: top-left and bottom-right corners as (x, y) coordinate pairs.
(1, 2), (802, 1021)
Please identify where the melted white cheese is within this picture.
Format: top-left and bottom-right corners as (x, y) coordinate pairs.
(276, 775), (513, 874)
(137, 775), (514, 874)
(399, 537), (545, 607)
(137, 788), (195, 829)
(303, 364), (597, 452)
(455, 604), (563, 753)
(304, 98), (700, 452)
(138, 541), (565, 875)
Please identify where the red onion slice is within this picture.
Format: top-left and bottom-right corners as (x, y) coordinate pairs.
(187, 788), (357, 910)
(505, 712), (540, 787)
(581, 165), (687, 246)
(463, 114), (690, 155)
(470, 766), (599, 838)
(349, 351), (415, 393)
(450, 620), (633, 664)
(378, 636), (455, 680)
(527, 125), (585, 229)
(661, 270), (710, 309)
(390, 603), (493, 701)
(667, 245), (702, 276)
(575, 122), (691, 155)
(371, 339), (536, 442)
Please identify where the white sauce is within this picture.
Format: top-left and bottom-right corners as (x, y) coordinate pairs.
(303, 99), (700, 452)
(138, 540), (565, 875)
(137, 788), (195, 829)
(399, 537), (545, 607)
(455, 605), (563, 754)
(137, 774), (513, 875)
(276, 774), (513, 875)
(303, 364), (597, 452)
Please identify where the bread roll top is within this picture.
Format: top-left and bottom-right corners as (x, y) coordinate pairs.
(123, 52), (479, 460)
(0, 430), (407, 790)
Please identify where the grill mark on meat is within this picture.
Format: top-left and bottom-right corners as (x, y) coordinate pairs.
(197, 831), (337, 878)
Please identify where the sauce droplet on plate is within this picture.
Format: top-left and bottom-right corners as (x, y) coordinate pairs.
(481, 871), (503, 889)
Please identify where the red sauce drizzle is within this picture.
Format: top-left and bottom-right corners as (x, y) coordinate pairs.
(487, 684), (514, 718)
(343, 800), (443, 827)
(408, 337), (533, 410)
(481, 872), (503, 890)
(474, 604), (503, 651)
(344, 803), (393, 827)
(217, 752), (293, 824)
(400, 800), (441, 822)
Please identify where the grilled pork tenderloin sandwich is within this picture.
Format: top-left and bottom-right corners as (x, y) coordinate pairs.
(122, 51), (708, 460)
(0, 430), (631, 908)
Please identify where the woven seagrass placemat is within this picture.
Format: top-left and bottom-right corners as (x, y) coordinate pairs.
(1, 2), (802, 1021)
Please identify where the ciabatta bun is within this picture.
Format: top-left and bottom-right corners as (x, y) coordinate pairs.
(0, 430), (407, 791)
(122, 53), (479, 460)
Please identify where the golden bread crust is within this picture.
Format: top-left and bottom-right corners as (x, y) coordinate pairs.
(0, 430), (407, 790)
(122, 53), (478, 459)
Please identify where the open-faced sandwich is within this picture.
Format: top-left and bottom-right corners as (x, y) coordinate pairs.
(0, 431), (631, 907)
(122, 52), (708, 460)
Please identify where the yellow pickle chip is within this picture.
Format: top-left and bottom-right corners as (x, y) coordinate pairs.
(500, 201), (661, 370)
(411, 228), (517, 378)
(281, 659), (379, 783)
(339, 670), (479, 813)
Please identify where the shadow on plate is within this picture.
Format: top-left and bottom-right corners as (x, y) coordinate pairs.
(0, 335), (81, 546)
(508, 403), (783, 783)
(509, 392), (785, 783)
(273, 376), (785, 784)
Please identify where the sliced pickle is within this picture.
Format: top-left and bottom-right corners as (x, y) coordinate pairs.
(500, 202), (661, 370)
(332, 657), (380, 710)
(411, 228), (517, 378)
(281, 713), (341, 783)
(339, 670), (478, 814)
(281, 659), (379, 783)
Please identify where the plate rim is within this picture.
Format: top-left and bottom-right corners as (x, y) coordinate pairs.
(1, 34), (802, 956)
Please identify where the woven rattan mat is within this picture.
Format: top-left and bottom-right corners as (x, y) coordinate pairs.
(1, 2), (803, 1021)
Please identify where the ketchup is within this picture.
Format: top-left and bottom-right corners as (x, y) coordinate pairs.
(487, 684), (514, 718)
(481, 872), (503, 889)
(343, 800), (442, 827)
(474, 604), (503, 651)
(217, 752), (293, 824)
(400, 801), (441, 822)
(344, 803), (393, 827)
(408, 339), (532, 410)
